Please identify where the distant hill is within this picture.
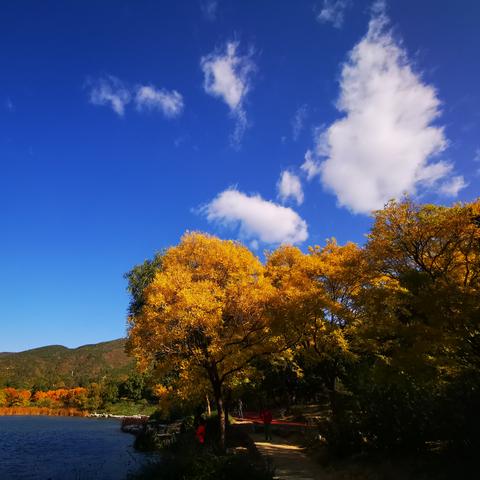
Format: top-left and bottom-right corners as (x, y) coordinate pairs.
(0, 339), (135, 389)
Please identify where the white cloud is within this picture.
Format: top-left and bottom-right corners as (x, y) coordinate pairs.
(301, 149), (322, 180)
(292, 105), (308, 140)
(474, 148), (480, 163)
(316, 0), (351, 28)
(200, 41), (255, 146)
(305, 6), (465, 214)
(201, 42), (251, 111)
(203, 188), (308, 245)
(278, 171), (304, 205)
(88, 76), (184, 119)
(438, 176), (467, 197)
(88, 75), (131, 116)
(135, 85), (184, 118)
(201, 0), (218, 21)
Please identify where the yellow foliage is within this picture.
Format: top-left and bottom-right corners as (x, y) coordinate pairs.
(126, 199), (480, 439)
(127, 232), (282, 436)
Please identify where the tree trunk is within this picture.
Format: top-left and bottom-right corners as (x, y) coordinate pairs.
(326, 372), (338, 418)
(206, 393), (212, 416)
(207, 364), (226, 451)
(216, 394), (226, 451)
(224, 388), (232, 440)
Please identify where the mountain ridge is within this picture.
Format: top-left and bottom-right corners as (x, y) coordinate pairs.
(0, 338), (135, 389)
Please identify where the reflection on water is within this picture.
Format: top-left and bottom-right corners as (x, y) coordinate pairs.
(0, 416), (154, 480)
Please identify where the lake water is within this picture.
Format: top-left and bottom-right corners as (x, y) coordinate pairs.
(0, 416), (155, 480)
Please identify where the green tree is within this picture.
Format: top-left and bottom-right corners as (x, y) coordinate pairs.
(125, 251), (164, 316)
(119, 372), (145, 401)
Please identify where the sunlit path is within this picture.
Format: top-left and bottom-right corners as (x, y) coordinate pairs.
(251, 433), (323, 480)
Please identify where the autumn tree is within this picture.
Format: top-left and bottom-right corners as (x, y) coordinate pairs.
(361, 199), (480, 375)
(123, 200), (480, 452)
(307, 240), (372, 415)
(349, 198), (480, 448)
(266, 241), (369, 416)
(126, 232), (283, 449)
(3, 388), (31, 407)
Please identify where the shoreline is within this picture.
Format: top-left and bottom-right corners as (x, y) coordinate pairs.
(89, 412), (149, 419)
(0, 407), (149, 420)
(0, 407), (87, 417)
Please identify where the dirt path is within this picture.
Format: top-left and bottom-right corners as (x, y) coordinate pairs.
(251, 432), (324, 480)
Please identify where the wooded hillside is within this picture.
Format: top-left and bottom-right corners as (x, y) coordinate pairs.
(0, 339), (134, 389)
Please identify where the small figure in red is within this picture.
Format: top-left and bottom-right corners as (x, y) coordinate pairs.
(195, 418), (206, 445)
(260, 408), (273, 442)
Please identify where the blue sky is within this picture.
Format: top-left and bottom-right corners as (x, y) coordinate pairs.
(1, 0), (479, 351)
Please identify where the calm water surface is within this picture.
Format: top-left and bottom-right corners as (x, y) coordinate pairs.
(0, 416), (155, 480)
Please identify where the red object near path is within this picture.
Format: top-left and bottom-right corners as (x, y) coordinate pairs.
(196, 424), (206, 444)
(260, 409), (273, 425)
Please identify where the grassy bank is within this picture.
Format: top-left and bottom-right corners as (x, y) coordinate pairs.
(99, 400), (157, 416)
